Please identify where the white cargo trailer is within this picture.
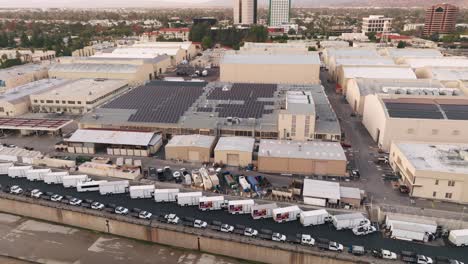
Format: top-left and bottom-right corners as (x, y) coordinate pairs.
(77, 180), (107, 192)
(238, 176), (251, 192)
(448, 229), (468, 247)
(43, 172), (69, 184)
(332, 213), (370, 230)
(300, 209), (331, 226)
(176, 192), (202, 206)
(62, 175), (89, 188)
(273, 206), (301, 223)
(99, 181), (129, 195)
(0, 162), (13, 174)
(26, 169), (52, 181)
(228, 199), (255, 214)
(8, 166), (33, 178)
(154, 189), (180, 202)
(251, 203), (277, 220)
(199, 196), (226, 211)
(129, 185), (154, 199)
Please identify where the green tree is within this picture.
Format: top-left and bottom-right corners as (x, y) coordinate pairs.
(366, 32), (377, 42)
(288, 28), (297, 35)
(397, 41), (407, 49)
(189, 23), (210, 42)
(308, 46), (317, 51)
(20, 32), (30, 47)
(201, 35), (213, 49)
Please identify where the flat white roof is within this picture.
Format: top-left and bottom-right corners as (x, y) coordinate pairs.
(354, 78), (447, 97)
(31, 79), (128, 101)
(133, 42), (193, 50)
(339, 186), (361, 200)
(451, 229), (468, 236)
(215, 136), (255, 153)
(404, 57), (468, 68)
(396, 142), (468, 175)
(166, 135), (215, 149)
(303, 179), (341, 200)
(285, 91), (315, 114)
(199, 196), (225, 202)
(50, 63), (140, 74)
(335, 57), (396, 67)
(272, 205), (301, 214)
(327, 48), (379, 58)
(66, 129), (162, 146)
(228, 199), (254, 205)
(154, 189), (179, 193)
(387, 213), (437, 227)
(301, 209), (329, 216)
(258, 140), (346, 161)
(334, 213), (365, 221)
(129, 185), (154, 190)
(176, 192), (202, 197)
(428, 67), (468, 81)
(0, 79), (68, 104)
(111, 47), (181, 56)
(386, 48), (443, 58)
(0, 64), (47, 80)
(221, 53), (320, 65)
(342, 65), (417, 80)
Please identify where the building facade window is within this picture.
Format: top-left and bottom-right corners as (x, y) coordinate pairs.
(445, 193), (452, 199)
(448, 180), (455, 187)
(435, 179), (439, 185)
(433, 192), (437, 197)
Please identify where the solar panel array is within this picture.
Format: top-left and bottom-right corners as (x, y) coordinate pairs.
(439, 104), (468, 120)
(205, 83), (277, 119)
(103, 81), (206, 123)
(0, 118), (71, 129)
(384, 102), (445, 119)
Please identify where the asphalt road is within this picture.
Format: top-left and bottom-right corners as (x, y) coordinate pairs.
(0, 176), (466, 262)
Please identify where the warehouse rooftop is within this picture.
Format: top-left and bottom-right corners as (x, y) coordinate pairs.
(334, 57), (396, 67)
(214, 136), (255, 152)
(395, 142), (468, 174)
(66, 129), (162, 146)
(403, 57), (468, 68)
(326, 48), (379, 58)
(0, 63), (47, 80)
(426, 67), (468, 81)
(166, 135), (215, 148)
(303, 179), (341, 201)
(258, 140), (346, 161)
(354, 78), (454, 97)
(382, 97), (468, 120)
(50, 63), (141, 74)
(383, 48), (443, 58)
(285, 91), (316, 115)
(341, 65), (417, 80)
(0, 79), (68, 104)
(32, 79), (128, 100)
(221, 53), (320, 65)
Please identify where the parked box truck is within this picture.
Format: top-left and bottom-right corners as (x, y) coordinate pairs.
(77, 180), (107, 192)
(44, 172), (69, 184)
(199, 196), (227, 211)
(228, 199), (255, 214)
(238, 176), (251, 192)
(300, 209), (331, 226)
(62, 175), (89, 188)
(99, 180), (129, 195)
(0, 162), (13, 174)
(154, 189), (180, 202)
(246, 176), (260, 192)
(449, 229), (468, 247)
(273, 206), (301, 223)
(223, 174), (237, 189)
(332, 213), (370, 230)
(8, 166), (33, 178)
(251, 203), (277, 220)
(129, 185), (154, 199)
(176, 192), (202, 206)
(26, 169), (52, 181)
(199, 168), (213, 190)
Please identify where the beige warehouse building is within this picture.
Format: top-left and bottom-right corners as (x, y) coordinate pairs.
(94, 46), (185, 66)
(0, 64), (49, 91)
(239, 42), (314, 55)
(49, 63), (154, 86)
(390, 142), (468, 204)
(345, 78), (451, 115)
(30, 79), (128, 114)
(257, 139), (347, 176)
(328, 57), (396, 81)
(165, 135), (216, 163)
(416, 67), (468, 88)
(131, 42), (198, 61)
(214, 136), (255, 167)
(362, 96), (468, 151)
(220, 53), (320, 85)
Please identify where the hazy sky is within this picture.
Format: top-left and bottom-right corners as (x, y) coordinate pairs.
(0, 0), (216, 8)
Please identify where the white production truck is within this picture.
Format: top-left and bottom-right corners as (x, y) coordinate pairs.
(43, 172), (69, 184)
(26, 169), (52, 181)
(154, 189), (180, 202)
(62, 175), (89, 188)
(273, 206), (302, 223)
(77, 181), (108, 192)
(99, 181), (129, 195)
(129, 185), (155, 199)
(300, 209), (331, 226)
(198, 196), (227, 211)
(332, 213), (370, 230)
(251, 203), (277, 220)
(0, 162), (13, 174)
(448, 229), (468, 247)
(228, 199), (255, 214)
(8, 166), (33, 178)
(176, 192), (202, 206)
(238, 176), (251, 192)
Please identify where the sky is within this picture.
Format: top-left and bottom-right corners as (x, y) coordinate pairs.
(0, 0), (217, 8)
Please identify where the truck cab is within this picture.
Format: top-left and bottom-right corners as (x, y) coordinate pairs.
(381, 249), (397, 260)
(244, 228), (258, 237)
(296, 234), (315, 245)
(272, 232), (286, 242)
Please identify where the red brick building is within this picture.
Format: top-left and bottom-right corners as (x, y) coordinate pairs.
(423, 3), (459, 36)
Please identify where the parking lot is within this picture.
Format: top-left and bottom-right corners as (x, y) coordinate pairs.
(0, 176), (467, 262)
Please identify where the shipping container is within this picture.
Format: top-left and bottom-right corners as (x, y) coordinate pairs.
(129, 185), (154, 199)
(154, 189), (180, 202)
(43, 171), (69, 184)
(448, 229), (468, 247)
(300, 209), (331, 226)
(62, 175), (89, 188)
(0, 162), (13, 174)
(251, 203), (277, 220)
(77, 180), (108, 192)
(8, 166), (33, 178)
(26, 169), (52, 181)
(199, 196), (226, 211)
(273, 206), (301, 223)
(99, 181), (129, 195)
(228, 199), (255, 214)
(176, 192), (202, 206)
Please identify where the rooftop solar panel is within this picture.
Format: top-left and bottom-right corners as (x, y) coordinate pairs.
(439, 104), (468, 121)
(385, 102), (445, 119)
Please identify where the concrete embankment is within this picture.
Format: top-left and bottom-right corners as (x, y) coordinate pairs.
(0, 194), (383, 264)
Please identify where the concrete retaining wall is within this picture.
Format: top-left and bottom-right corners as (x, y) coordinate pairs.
(0, 195), (371, 264)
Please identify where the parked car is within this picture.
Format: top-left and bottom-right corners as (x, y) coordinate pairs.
(164, 214), (180, 224)
(69, 198), (82, 206)
(115, 206), (129, 215)
(371, 249), (398, 260)
(30, 189), (43, 198)
(353, 225), (377, 236)
(51, 194), (63, 202)
(220, 224), (234, 233)
(9, 185), (23, 195)
(139, 211), (152, 219)
(91, 202), (105, 210)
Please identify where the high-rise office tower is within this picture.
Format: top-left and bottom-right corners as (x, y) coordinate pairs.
(268, 0), (291, 27)
(233, 0), (257, 25)
(423, 3), (459, 36)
